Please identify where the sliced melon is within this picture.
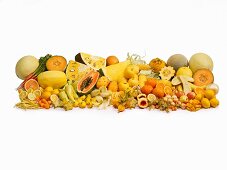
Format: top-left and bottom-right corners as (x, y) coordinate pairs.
(193, 69), (214, 86)
(66, 60), (93, 82)
(100, 60), (131, 81)
(75, 52), (106, 70)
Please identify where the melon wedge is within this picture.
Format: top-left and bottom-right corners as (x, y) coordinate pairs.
(75, 52), (106, 70)
(100, 60), (131, 81)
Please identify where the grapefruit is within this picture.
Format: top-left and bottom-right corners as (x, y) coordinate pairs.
(24, 79), (39, 91)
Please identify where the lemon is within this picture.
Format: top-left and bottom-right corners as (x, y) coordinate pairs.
(45, 86), (54, 92)
(201, 98), (210, 108)
(19, 91), (27, 100)
(33, 89), (41, 98)
(28, 92), (36, 101)
(210, 98), (219, 108)
(147, 94), (156, 103)
(52, 89), (60, 95)
(42, 91), (52, 100)
(176, 67), (193, 77)
(205, 89), (215, 100)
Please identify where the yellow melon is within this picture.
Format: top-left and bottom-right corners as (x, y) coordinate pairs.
(100, 60), (131, 81)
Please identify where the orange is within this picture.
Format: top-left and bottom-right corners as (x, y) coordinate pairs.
(156, 83), (165, 89)
(106, 56), (119, 66)
(194, 87), (205, 95)
(164, 86), (173, 96)
(24, 79), (39, 91)
(145, 78), (157, 88)
(141, 85), (153, 95)
(152, 87), (165, 98)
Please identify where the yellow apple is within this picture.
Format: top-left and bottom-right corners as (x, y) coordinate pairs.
(118, 82), (130, 91)
(128, 75), (139, 87)
(124, 65), (140, 79)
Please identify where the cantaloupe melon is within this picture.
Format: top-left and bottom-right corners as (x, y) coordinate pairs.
(193, 69), (214, 86)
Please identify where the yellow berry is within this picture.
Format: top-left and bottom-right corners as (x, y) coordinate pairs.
(85, 100), (91, 105)
(52, 89), (60, 95)
(91, 97), (96, 103)
(118, 104), (125, 112)
(77, 98), (83, 103)
(86, 94), (92, 100)
(79, 101), (86, 108)
(210, 98), (219, 108)
(45, 86), (54, 92)
(201, 98), (210, 108)
(205, 89), (215, 100)
(87, 103), (93, 108)
(73, 100), (79, 107)
(195, 94), (204, 101)
(80, 95), (86, 101)
(41, 91), (52, 100)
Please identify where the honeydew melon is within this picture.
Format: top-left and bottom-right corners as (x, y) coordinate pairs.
(189, 53), (213, 73)
(15, 55), (39, 80)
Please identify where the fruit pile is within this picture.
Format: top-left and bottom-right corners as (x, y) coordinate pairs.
(15, 52), (219, 112)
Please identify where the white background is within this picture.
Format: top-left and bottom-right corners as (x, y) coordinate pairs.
(0, 0), (227, 169)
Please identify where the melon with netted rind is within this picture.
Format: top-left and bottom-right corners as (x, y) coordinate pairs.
(189, 53), (213, 73)
(167, 54), (188, 71)
(15, 55), (39, 80)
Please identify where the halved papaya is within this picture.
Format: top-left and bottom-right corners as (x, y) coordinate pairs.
(46, 56), (67, 71)
(77, 71), (100, 95)
(193, 69), (214, 86)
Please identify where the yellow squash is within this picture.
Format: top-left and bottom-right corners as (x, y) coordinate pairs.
(38, 71), (67, 89)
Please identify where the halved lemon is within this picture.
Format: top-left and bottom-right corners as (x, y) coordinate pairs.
(50, 94), (61, 107)
(28, 92), (36, 100)
(50, 94), (59, 103)
(33, 89), (41, 98)
(147, 94), (156, 103)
